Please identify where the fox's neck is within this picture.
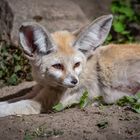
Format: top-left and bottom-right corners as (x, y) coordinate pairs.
(35, 84), (67, 112)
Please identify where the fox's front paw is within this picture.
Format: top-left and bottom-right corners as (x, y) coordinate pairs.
(0, 102), (10, 117)
(0, 100), (41, 117)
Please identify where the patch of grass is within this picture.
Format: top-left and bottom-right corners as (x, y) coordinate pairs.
(93, 96), (104, 105)
(79, 90), (89, 108)
(24, 130), (34, 140)
(117, 93), (140, 113)
(24, 127), (64, 140)
(53, 103), (64, 112)
(0, 41), (32, 86)
(96, 121), (109, 129)
(53, 90), (140, 114)
(53, 90), (91, 112)
(43, 129), (64, 138)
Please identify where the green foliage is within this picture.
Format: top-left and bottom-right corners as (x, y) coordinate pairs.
(117, 93), (140, 113)
(96, 121), (109, 129)
(0, 42), (32, 86)
(24, 130), (33, 140)
(93, 96), (104, 103)
(53, 90), (140, 114)
(53, 90), (90, 112)
(53, 103), (64, 112)
(79, 90), (89, 108)
(106, 0), (140, 43)
(24, 127), (63, 140)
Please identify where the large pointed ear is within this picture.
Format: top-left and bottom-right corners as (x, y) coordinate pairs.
(19, 22), (56, 58)
(73, 15), (113, 57)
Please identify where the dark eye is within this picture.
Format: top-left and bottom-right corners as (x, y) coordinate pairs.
(52, 63), (64, 70)
(74, 62), (80, 69)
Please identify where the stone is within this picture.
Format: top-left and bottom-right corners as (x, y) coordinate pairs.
(0, 0), (89, 45)
(0, 0), (112, 45)
(0, 0), (13, 43)
(72, 0), (112, 19)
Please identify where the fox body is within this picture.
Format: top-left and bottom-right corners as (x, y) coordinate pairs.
(0, 15), (140, 117)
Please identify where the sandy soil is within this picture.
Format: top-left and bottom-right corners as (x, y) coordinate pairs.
(0, 82), (140, 140)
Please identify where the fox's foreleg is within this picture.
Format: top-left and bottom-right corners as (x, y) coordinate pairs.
(0, 99), (41, 117)
(0, 84), (42, 117)
(8, 84), (42, 103)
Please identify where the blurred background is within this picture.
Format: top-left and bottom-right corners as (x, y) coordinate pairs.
(0, 0), (140, 87)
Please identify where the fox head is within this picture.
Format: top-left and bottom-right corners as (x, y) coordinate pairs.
(19, 15), (113, 88)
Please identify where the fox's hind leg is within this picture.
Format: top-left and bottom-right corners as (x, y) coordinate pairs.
(101, 87), (131, 104)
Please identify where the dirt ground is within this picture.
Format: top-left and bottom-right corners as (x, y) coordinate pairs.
(0, 82), (140, 140)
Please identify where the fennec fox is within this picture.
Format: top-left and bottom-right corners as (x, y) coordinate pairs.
(0, 15), (140, 117)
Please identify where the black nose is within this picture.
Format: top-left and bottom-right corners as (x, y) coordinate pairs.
(71, 78), (78, 85)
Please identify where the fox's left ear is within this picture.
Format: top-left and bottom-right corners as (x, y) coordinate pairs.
(73, 15), (113, 57)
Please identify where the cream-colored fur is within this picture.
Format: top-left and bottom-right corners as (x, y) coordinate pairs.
(0, 15), (140, 117)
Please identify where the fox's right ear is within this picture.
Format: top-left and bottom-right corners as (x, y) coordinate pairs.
(19, 22), (56, 58)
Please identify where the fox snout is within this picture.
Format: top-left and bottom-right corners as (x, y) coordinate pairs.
(63, 75), (79, 88)
(71, 77), (78, 85)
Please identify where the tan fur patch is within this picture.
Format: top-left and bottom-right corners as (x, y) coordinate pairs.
(99, 44), (140, 65)
(98, 43), (140, 92)
(52, 31), (75, 55)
